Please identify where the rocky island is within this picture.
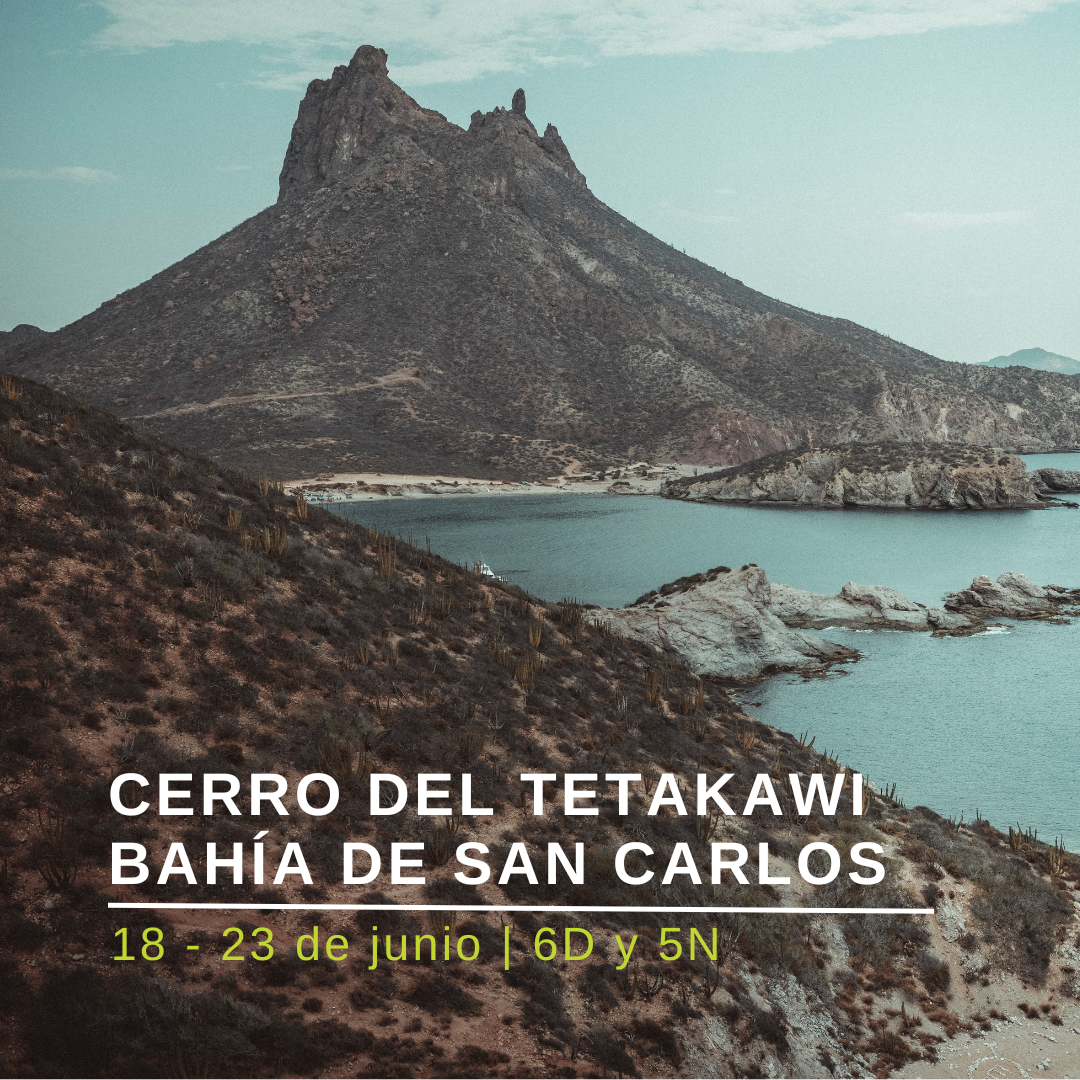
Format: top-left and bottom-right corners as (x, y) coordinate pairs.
(662, 442), (1080, 509)
(603, 565), (1078, 679)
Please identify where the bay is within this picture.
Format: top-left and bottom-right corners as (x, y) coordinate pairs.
(333, 452), (1080, 845)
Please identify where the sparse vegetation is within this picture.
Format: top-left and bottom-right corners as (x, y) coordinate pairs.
(1, 372), (1076, 1077)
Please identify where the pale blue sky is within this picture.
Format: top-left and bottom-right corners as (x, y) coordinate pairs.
(1, 0), (1078, 365)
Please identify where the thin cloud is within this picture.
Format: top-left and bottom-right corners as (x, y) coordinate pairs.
(898, 210), (1033, 231)
(0, 166), (120, 183)
(90, 1), (1075, 87)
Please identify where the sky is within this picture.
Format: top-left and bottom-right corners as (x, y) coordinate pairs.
(1, 0), (1078, 365)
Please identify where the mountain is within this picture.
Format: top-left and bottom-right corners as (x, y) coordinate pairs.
(978, 347), (1080, 376)
(8, 45), (1080, 478)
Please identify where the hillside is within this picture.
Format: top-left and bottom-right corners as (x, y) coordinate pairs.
(9, 45), (1080, 480)
(5, 372), (1080, 1077)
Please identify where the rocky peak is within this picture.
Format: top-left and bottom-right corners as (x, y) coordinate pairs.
(277, 45), (457, 201)
(279, 50), (587, 199)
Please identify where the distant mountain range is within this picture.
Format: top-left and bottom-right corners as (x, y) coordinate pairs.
(977, 348), (1080, 376)
(8, 46), (1080, 477)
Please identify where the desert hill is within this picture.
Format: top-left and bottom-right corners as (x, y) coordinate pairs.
(9, 45), (1080, 479)
(4, 371), (1080, 1077)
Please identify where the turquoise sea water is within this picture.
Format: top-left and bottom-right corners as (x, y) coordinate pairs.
(333, 454), (1080, 846)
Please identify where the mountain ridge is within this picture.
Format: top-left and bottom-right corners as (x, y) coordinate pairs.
(8, 44), (1080, 478)
(977, 347), (1080, 376)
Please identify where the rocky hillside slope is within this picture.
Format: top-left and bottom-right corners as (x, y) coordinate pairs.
(662, 442), (1076, 509)
(6, 372), (1080, 1078)
(9, 45), (1080, 480)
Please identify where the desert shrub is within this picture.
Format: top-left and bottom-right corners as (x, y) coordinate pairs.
(579, 961), (619, 1007)
(916, 949), (951, 991)
(454, 1044), (511, 1068)
(504, 954), (571, 1033)
(127, 705), (158, 726)
(406, 976), (481, 1017)
(1, 909), (48, 952)
(22, 968), (312, 1077)
(820, 874), (928, 968)
(633, 1016), (683, 1065)
(970, 867), (1071, 982)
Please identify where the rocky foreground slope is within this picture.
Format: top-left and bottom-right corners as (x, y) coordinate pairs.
(5, 372), (1080, 1078)
(10, 46), (1080, 479)
(663, 442), (1080, 509)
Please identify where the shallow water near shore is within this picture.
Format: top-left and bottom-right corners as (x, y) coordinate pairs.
(333, 453), (1080, 845)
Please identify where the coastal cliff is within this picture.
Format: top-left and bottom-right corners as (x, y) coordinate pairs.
(1032, 466), (1080, 493)
(662, 443), (1069, 509)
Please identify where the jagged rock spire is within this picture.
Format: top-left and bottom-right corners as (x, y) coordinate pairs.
(277, 46), (453, 202)
(278, 47), (586, 200)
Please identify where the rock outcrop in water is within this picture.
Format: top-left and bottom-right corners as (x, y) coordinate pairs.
(768, 579), (970, 631)
(603, 564), (970, 679)
(944, 572), (1080, 620)
(662, 442), (1063, 509)
(1031, 467), (1080, 494)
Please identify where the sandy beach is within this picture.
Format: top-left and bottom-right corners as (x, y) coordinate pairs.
(283, 463), (707, 502)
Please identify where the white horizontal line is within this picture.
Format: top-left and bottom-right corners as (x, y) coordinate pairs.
(108, 903), (932, 914)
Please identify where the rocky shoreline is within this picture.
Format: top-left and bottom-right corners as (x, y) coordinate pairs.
(602, 566), (1080, 679)
(662, 442), (1080, 510)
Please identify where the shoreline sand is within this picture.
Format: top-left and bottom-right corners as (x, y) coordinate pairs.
(282, 464), (706, 502)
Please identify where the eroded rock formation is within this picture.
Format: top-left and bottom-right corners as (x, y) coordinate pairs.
(1032, 467), (1080, 493)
